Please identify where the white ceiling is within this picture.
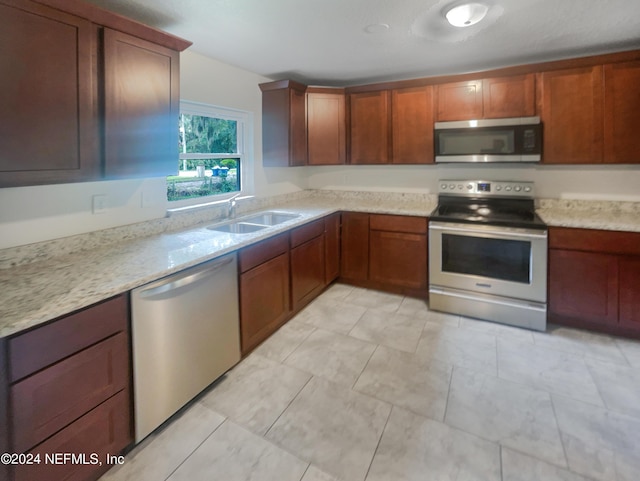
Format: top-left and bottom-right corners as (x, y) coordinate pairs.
(85, 0), (640, 86)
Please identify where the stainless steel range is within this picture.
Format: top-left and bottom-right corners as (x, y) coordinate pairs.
(429, 180), (548, 331)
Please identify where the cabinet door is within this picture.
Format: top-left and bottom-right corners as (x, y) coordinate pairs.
(391, 86), (434, 164)
(324, 213), (341, 285)
(289, 87), (308, 166)
(483, 74), (535, 118)
(370, 231), (427, 290)
(239, 253), (290, 354)
(307, 92), (345, 165)
(349, 91), (390, 164)
(291, 235), (325, 311)
(0, 0), (98, 187)
(548, 249), (618, 326)
(539, 67), (604, 164)
(104, 29), (179, 178)
(340, 212), (369, 281)
(604, 61), (640, 164)
(435, 80), (483, 121)
(619, 257), (640, 331)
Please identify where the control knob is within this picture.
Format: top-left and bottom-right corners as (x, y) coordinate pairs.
(441, 184), (447, 190)
(505, 186), (512, 191)
(514, 186), (522, 192)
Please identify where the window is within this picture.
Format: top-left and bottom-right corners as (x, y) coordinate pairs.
(167, 101), (253, 208)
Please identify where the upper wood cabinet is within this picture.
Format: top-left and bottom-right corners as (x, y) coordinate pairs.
(349, 86), (434, 164)
(260, 80), (307, 167)
(0, 0), (98, 187)
(436, 74), (535, 121)
(391, 86), (434, 164)
(307, 89), (346, 165)
(604, 60), (640, 163)
(539, 66), (604, 164)
(0, 0), (190, 187)
(349, 90), (390, 164)
(104, 29), (180, 178)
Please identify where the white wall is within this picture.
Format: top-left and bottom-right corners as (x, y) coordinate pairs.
(0, 50), (307, 250)
(307, 163), (640, 201)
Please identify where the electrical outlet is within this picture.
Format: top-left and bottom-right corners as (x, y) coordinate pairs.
(92, 194), (107, 214)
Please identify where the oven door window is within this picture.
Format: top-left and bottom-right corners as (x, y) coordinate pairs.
(442, 234), (531, 283)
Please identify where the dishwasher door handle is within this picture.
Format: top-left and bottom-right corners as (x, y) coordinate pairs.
(137, 255), (234, 300)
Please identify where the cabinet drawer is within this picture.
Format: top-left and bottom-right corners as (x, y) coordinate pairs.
(290, 219), (325, 247)
(370, 214), (427, 234)
(239, 233), (289, 273)
(11, 333), (129, 453)
(14, 389), (132, 481)
(8, 294), (128, 383)
(549, 227), (640, 256)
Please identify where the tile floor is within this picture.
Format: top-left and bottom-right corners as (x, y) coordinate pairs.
(101, 284), (640, 481)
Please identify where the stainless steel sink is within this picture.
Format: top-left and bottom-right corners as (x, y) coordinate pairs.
(241, 212), (300, 226)
(207, 222), (267, 234)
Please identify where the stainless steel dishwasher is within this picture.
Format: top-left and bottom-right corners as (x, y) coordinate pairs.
(131, 252), (240, 442)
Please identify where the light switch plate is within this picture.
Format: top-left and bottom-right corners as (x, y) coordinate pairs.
(92, 194), (107, 214)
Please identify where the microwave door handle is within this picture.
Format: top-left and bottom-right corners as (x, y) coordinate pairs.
(429, 224), (547, 240)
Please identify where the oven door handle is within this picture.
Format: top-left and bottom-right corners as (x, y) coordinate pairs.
(429, 223), (548, 240)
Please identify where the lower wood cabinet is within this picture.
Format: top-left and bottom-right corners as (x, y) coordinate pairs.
(341, 212), (370, 282)
(548, 226), (640, 337)
(324, 213), (341, 284)
(0, 294), (132, 481)
(238, 233), (290, 354)
(369, 214), (428, 292)
(291, 219), (326, 311)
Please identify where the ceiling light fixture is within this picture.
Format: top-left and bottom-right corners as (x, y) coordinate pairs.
(445, 3), (489, 27)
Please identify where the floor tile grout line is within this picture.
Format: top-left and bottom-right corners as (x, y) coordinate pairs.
(499, 444), (504, 481)
(350, 342), (380, 391)
(263, 374), (314, 439)
(163, 415), (228, 481)
(279, 324), (317, 364)
(442, 364), (455, 424)
(548, 394), (571, 472)
(362, 403), (394, 481)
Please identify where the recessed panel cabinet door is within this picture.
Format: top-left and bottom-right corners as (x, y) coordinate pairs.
(104, 29), (179, 178)
(435, 80), (483, 121)
(483, 74), (535, 119)
(349, 91), (390, 164)
(548, 249), (618, 326)
(307, 92), (346, 165)
(391, 86), (434, 164)
(539, 67), (604, 164)
(0, 0), (98, 187)
(604, 61), (640, 164)
(619, 257), (640, 330)
(340, 212), (369, 281)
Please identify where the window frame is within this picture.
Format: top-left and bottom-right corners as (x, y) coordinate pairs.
(167, 100), (254, 210)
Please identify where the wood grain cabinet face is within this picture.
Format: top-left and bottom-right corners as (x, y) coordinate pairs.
(260, 81), (307, 166)
(391, 86), (434, 164)
(349, 91), (390, 164)
(291, 235), (325, 311)
(340, 212), (370, 281)
(0, 0), (98, 187)
(604, 61), (640, 163)
(482, 74), (535, 118)
(307, 91), (346, 165)
(436, 80), (483, 121)
(324, 213), (341, 284)
(539, 66), (605, 164)
(619, 257), (640, 329)
(104, 29), (180, 178)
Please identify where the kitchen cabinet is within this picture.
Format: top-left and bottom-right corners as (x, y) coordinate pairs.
(238, 233), (291, 354)
(435, 74), (534, 121)
(324, 213), (341, 284)
(369, 214), (428, 292)
(0, 0), (98, 187)
(604, 60), (640, 163)
(340, 212), (370, 282)
(291, 219), (326, 311)
(307, 88), (346, 165)
(0, 0), (190, 187)
(260, 80), (307, 166)
(548, 226), (640, 337)
(103, 29), (180, 178)
(349, 91), (390, 164)
(391, 86), (434, 164)
(0, 294), (132, 481)
(539, 66), (604, 164)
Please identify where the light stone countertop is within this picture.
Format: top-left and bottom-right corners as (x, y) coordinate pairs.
(1, 189), (639, 338)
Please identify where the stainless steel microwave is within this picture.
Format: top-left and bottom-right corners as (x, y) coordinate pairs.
(434, 116), (541, 163)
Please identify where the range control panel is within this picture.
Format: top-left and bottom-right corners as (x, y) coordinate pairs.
(438, 180), (535, 198)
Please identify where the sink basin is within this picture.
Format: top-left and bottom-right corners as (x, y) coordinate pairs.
(207, 222), (267, 234)
(241, 212), (300, 226)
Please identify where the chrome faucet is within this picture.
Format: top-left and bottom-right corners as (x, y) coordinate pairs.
(226, 193), (241, 219)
